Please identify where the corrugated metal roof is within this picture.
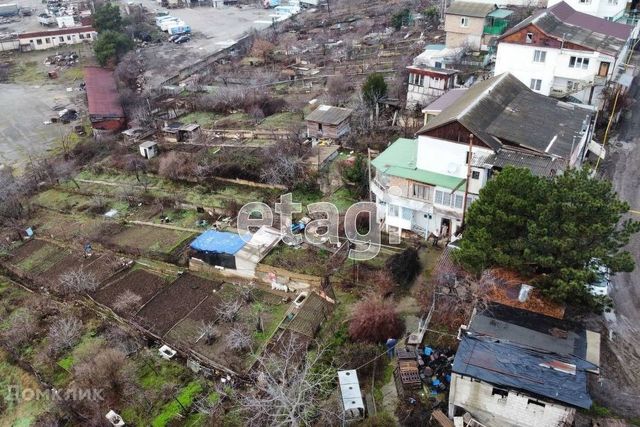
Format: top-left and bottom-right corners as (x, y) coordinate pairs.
(84, 67), (125, 119)
(423, 88), (468, 113)
(487, 8), (513, 19)
(372, 138), (466, 189)
(305, 105), (353, 125)
(446, 1), (495, 17)
(285, 292), (333, 338)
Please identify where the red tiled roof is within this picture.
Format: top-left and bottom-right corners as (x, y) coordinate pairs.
(18, 26), (96, 40)
(84, 67), (124, 119)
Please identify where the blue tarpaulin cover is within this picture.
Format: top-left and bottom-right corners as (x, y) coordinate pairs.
(190, 230), (247, 255)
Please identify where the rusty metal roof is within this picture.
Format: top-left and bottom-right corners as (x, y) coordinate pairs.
(84, 67), (124, 119)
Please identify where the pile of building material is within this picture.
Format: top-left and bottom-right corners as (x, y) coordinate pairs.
(44, 51), (78, 66)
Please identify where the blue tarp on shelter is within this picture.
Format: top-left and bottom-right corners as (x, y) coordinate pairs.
(190, 230), (247, 255)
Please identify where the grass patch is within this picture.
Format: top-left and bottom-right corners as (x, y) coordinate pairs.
(31, 188), (91, 211)
(179, 111), (221, 128)
(261, 244), (332, 276)
(258, 111), (302, 130)
(151, 381), (203, 427)
(10, 61), (43, 84)
(324, 187), (357, 213)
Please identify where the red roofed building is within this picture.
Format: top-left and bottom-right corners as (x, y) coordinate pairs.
(84, 67), (125, 132)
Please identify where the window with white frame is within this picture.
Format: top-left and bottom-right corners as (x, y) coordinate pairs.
(409, 73), (424, 86)
(569, 56), (589, 69)
(388, 204), (399, 217)
(412, 183), (433, 201)
(402, 207), (412, 221)
(460, 17), (469, 27)
(434, 190), (471, 209)
(533, 50), (546, 63)
(525, 32), (533, 43)
(530, 79), (542, 91)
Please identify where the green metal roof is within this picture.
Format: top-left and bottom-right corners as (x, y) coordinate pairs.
(372, 138), (465, 190)
(487, 8), (513, 18)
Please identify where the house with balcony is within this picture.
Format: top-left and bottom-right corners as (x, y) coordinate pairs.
(494, 1), (635, 107)
(445, 2), (513, 51)
(370, 73), (596, 240)
(406, 64), (459, 110)
(548, 0), (627, 21)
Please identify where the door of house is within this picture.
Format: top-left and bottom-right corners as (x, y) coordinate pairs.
(598, 62), (610, 77)
(440, 218), (451, 239)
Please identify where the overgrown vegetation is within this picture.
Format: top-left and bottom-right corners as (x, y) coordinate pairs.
(455, 167), (640, 311)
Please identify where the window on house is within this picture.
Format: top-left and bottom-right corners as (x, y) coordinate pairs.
(67, 35), (71, 40)
(454, 194), (464, 209)
(527, 399), (546, 408)
(598, 61), (610, 77)
(533, 50), (546, 62)
(388, 204), (399, 217)
(526, 32), (533, 43)
(412, 183), (433, 201)
(79, 33), (85, 39)
(36, 39), (42, 45)
(579, 0), (591, 3)
(435, 61), (443, 68)
(530, 79), (542, 91)
(460, 17), (469, 27)
(471, 171), (480, 180)
(59, 36), (64, 42)
(566, 80), (579, 91)
(492, 388), (509, 398)
(410, 73), (424, 86)
(45, 37), (50, 44)
(569, 56), (590, 69)
(402, 207), (412, 221)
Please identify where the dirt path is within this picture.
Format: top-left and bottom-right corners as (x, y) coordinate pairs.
(596, 73), (640, 416)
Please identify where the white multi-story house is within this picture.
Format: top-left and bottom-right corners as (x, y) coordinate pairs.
(494, 1), (634, 107)
(370, 73), (596, 240)
(449, 302), (601, 427)
(548, 0), (627, 21)
(18, 26), (96, 51)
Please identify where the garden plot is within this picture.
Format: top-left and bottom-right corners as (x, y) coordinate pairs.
(94, 268), (170, 315)
(39, 252), (121, 285)
(164, 284), (287, 372)
(30, 210), (106, 242)
(261, 243), (334, 276)
(10, 239), (68, 276)
(136, 273), (222, 336)
(105, 224), (195, 258)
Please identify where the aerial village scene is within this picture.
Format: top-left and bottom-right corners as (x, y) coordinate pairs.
(2, 0), (640, 425)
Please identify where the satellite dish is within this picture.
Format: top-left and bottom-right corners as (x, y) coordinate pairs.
(447, 162), (458, 174)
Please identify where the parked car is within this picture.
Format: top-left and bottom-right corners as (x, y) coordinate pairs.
(168, 33), (182, 42)
(588, 259), (612, 296)
(174, 35), (190, 44)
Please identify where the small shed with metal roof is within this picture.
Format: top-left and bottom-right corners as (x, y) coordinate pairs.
(305, 105), (353, 139)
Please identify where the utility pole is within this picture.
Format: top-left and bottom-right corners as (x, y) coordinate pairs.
(367, 147), (372, 201)
(461, 133), (474, 225)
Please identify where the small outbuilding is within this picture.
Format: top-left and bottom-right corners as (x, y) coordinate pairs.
(84, 67), (125, 132)
(162, 122), (201, 143)
(305, 105), (353, 139)
(190, 230), (248, 270)
(338, 370), (365, 422)
(139, 141), (158, 159)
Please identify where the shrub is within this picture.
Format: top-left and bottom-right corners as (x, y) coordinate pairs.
(386, 247), (421, 288)
(349, 294), (404, 343)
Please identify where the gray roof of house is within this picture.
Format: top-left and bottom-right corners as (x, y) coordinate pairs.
(452, 302), (598, 409)
(417, 73), (593, 159)
(483, 149), (565, 176)
(502, 1), (632, 56)
(446, 1), (495, 18)
(306, 105), (353, 125)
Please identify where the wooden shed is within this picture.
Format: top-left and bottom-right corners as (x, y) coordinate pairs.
(305, 105), (353, 139)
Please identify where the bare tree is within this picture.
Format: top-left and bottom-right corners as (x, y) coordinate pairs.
(240, 336), (340, 426)
(197, 321), (219, 345)
(0, 309), (38, 352)
(260, 143), (306, 189)
(226, 326), (253, 353)
(48, 316), (83, 355)
(238, 285), (255, 304)
(326, 74), (352, 106)
(215, 299), (243, 323)
(58, 268), (99, 295)
(113, 290), (142, 314)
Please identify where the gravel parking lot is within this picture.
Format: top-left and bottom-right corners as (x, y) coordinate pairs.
(134, 1), (276, 86)
(0, 83), (77, 168)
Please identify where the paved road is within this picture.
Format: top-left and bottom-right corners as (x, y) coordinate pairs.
(597, 75), (640, 416)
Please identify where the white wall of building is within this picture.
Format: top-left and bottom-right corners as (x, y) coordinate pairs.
(452, 0), (545, 6)
(448, 374), (576, 427)
(416, 135), (493, 181)
(494, 42), (618, 104)
(547, 0), (626, 20)
(19, 29), (96, 51)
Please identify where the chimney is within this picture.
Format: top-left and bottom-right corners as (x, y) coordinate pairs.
(518, 284), (533, 302)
